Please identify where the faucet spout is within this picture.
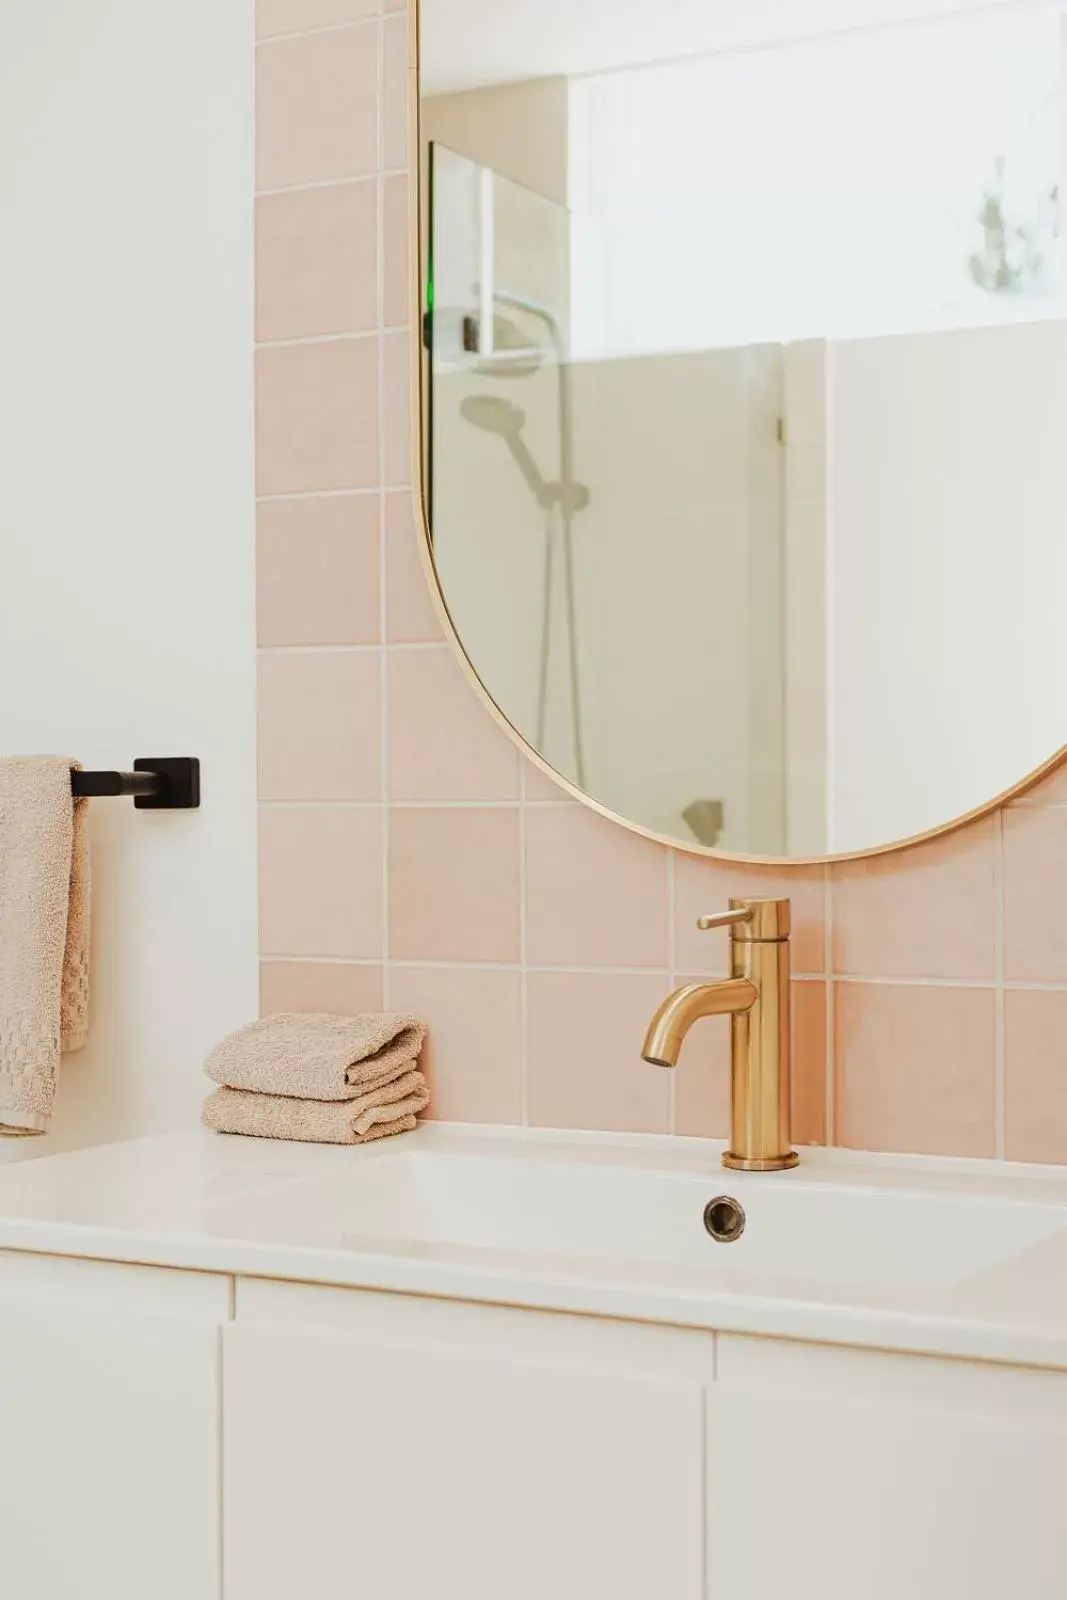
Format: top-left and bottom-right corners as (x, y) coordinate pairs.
(640, 896), (799, 1172)
(641, 979), (757, 1069)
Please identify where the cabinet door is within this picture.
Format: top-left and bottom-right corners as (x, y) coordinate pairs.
(709, 1334), (1067, 1600)
(224, 1279), (707, 1600)
(0, 1252), (226, 1600)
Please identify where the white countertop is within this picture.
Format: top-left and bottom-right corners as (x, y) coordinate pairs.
(3, 1123), (1067, 1369)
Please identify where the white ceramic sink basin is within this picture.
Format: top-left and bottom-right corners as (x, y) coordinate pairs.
(4, 1127), (1067, 1365)
(235, 1135), (1067, 1294)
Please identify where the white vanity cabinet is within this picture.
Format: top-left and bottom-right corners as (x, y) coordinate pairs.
(708, 1335), (1067, 1599)
(4, 1251), (1064, 1600)
(3, 1132), (1067, 1599)
(0, 1251), (226, 1600)
(222, 1278), (708, 1600)
(4, 1251), (1067, 1600)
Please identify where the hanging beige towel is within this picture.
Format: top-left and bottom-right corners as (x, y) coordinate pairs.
(0, 756), (90, 1136)
(202, 1070), (431, 1145)
(205, 1013), (427, 1100)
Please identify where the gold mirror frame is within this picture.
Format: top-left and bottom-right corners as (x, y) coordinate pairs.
(405, 0), (1067, 866)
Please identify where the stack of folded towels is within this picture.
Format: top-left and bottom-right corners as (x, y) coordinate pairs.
(202, 1013), (430, 1145)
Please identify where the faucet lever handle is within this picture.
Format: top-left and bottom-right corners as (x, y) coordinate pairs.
(699, 898), (791, 941)
(696, 909), (754, 932)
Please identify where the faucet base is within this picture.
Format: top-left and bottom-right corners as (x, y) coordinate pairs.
(722, 1151), (800, 1173)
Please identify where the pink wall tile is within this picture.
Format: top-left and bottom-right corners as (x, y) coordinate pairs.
(387, 965), (523, 1122)
(256, 339), (379, 495)
(260, 960), (384, 1015)
(382, 330), (412, 485)
(523, 758), (573, 802)
(387, 646), (519, 801)
(256, 182), (377, 341)
(256, 26), (378, 190)
(251, 11), (1067, 1166)
(383, 173), (410, 327)
(831, 821), (996, 980)
(525, 804), (669, 970)
(384, 490), (443, 641)
(1008, 754), (1067, 805)
(1005, 989), (1067, 1164)
(257, 494), (380, 647)
(792, 980), (828, 1146)
(258, 650), (380, 800)
(257, 0), (380, 40)
(674, 853), (826, 976)
(673, 977), (825, 1145)
(527, 972), (672, 1134)
(1004, 807), (1067, 982)
(260, 806), (383, 958)
(389, 807), (520, 963)
(834, 983), (996, 1157)
(382, 15), (411, 170)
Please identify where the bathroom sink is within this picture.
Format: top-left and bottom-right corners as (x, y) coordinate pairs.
(226, 1133), (1067, 1294)
(3, 1127), (1067, 1364)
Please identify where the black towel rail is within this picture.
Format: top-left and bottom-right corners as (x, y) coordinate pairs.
(71, 758), (200, 809)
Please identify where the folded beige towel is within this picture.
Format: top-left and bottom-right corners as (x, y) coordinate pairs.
(0, 756), (90, 1136)
(205, 1012), (427, 1100)
(202, 1070), (430, 1145)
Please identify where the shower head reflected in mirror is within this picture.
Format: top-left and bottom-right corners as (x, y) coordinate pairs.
(460, 394), (552, 506)
(444, 288), (589, 789)
(459, 395), (527, 436)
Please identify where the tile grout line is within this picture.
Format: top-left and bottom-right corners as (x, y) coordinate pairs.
(256, 325), (409, 352)
(255, 328), (376, 351)
(519, 760), (530, 1126)
(257, 486), (382, 503)
(263, 957), (678, 976)
(258, 797), (551, 810)
(256, 167), (408, 199)
(257, 170), (378, 198)
(375, 10), (391, 1011)
(667, 851), (678, 1135)
(256, 12), (387, 49)
(824, 866), (835, 1147)
(994, 809), (1006, 1159)
(255, 952), (1058, 986)
(259, 640), (447, 655)
(252, 0), (264, 1013)
(259, 956), (836, 980)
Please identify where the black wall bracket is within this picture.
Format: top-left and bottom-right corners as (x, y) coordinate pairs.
(71, 757), (201, 809)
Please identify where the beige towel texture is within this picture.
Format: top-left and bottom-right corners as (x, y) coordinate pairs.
(203, 1072), (431, 1145)
(0, 756), (90, 1136)
(205, 1012), (427, 1100)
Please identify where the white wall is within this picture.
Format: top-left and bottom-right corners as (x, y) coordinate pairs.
(421, 0), (1036, 95)
(782, 341), (829, 857)
(830, 318), (1067, 851)
(0, 0), (258, 1159)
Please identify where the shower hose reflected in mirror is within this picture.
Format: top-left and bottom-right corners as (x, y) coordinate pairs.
(457, 291), (589, 790)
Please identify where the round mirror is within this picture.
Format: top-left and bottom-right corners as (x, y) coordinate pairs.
(417, 0), (1067, 861)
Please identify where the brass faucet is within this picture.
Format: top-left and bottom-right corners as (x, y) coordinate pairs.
(642, 897), (798, 1172)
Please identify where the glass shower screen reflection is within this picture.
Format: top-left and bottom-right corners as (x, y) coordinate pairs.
(426, 141), (791, 854)
(428, 142), (584, 790)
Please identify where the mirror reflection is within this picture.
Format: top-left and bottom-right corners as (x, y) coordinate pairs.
(420, 1), (1067, 857)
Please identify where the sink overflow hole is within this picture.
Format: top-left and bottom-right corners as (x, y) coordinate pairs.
(704, 1196), (746, 1243)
